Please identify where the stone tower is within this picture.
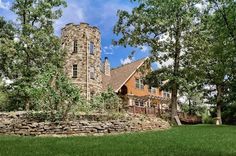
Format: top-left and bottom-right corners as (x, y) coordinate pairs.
(61, 23), (102, 100)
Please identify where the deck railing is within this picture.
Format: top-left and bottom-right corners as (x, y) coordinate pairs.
(128, 105), (168, 116)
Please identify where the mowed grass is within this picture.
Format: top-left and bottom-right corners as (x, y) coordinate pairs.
(0, 125), (236, 156)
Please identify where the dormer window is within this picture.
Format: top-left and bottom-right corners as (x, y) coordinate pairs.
(72, 64), (78, 78)
(73, 40), (78, 53)
(90, 42), (94, 54)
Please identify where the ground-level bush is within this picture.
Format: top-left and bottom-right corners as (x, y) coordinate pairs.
(28, 66), (84, 121)
(90, 87), (122, 113)
(222, 102), (236, 125)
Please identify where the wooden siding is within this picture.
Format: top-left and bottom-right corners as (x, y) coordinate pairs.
(124, 71), (163, 97)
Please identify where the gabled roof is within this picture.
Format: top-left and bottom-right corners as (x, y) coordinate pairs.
(102, 57), (148, 92)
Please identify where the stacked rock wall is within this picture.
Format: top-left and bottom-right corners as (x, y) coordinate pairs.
(0, 112), (170, 136)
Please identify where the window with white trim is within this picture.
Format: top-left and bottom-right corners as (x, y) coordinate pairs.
(163, 90), (171, 98)
(135, 78), (144, 90)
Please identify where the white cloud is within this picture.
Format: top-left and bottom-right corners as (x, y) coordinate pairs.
(0, 0), (10, 10)
(54, 0), (134, 37)
(103, 45), (119, 55)
(158, 59), (174, 68)
(54, 1), (86, 36)
(120, 57), (133, 65)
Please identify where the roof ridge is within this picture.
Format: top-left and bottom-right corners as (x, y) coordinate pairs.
(111, 57), (147, 71)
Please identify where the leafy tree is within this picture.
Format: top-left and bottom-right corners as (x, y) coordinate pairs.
(0, 16), (16, 78)
(0, 0), (67, 110)
(185, 0), (236, 125)
(0, 78), (9, 111)
(114, 0), (201, 122)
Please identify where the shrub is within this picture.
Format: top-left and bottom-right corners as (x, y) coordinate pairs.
(222, 102), (236, 125)
(90, 87), (122, 113)
(202, 111), (214, 124)
(30, 65), (84, 121)
(0, 79), (9, 111)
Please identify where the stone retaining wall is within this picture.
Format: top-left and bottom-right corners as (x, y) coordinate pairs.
(0, 112), (170, 136)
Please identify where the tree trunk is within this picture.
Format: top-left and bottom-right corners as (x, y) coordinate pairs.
(171, 83), (178, 123)
(216, 84), (223, 125)
(188, 98), (192, 115)
(25, 98), (30, 111)
(171, 11), (181, 124)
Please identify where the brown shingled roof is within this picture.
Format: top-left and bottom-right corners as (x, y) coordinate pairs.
(102, 57), (147, 92)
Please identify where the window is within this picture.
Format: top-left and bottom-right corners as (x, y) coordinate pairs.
(135, 78), (144, 90)
(135, 79), (140, 89)
(90, 67), (95, 79)
(163, 90), (171, 98)
(149, 86), (156, 94)
(148, 86), (151, 92)
(89, 42), (94, 54)
(73, 40), (78, 53)
(135, 100), (144, 107)
(139, 101), (144, 107)
(72, 64), (77, 78)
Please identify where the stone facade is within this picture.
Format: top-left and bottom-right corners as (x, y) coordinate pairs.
(61, 23), (102, 100)
(0, 112), (170, 136)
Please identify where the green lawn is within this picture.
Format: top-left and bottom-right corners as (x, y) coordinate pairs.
(0, 125), (235, 156)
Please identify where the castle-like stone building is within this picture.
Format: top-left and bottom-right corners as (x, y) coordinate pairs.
(61, 23), (105, 100)
(62, 23), (170, 111)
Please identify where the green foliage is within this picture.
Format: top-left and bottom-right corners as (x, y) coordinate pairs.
(114, 0), (236, 124)
(90, 87), (122, 113)
(0, 79), (9, 111)
(29, 65), (83, 121)
(0, 0), (67, 110)
(114, 0), (201, 121)
(183, 0), (236, 124)
(202, 114), (215, 124)
(222, 102), (236, 124)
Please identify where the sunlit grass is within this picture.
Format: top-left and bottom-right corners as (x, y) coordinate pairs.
(0, 125), (235, 156)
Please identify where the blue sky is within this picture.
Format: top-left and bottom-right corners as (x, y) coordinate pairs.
(0, 0), (151, 68)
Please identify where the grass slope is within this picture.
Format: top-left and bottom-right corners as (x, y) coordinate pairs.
(0, 125), (235, 156)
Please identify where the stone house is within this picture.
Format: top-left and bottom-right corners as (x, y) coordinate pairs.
(61, 23), (170, 109)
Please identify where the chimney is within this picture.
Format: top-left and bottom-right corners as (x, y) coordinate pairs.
(104, 57), (110, 76)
